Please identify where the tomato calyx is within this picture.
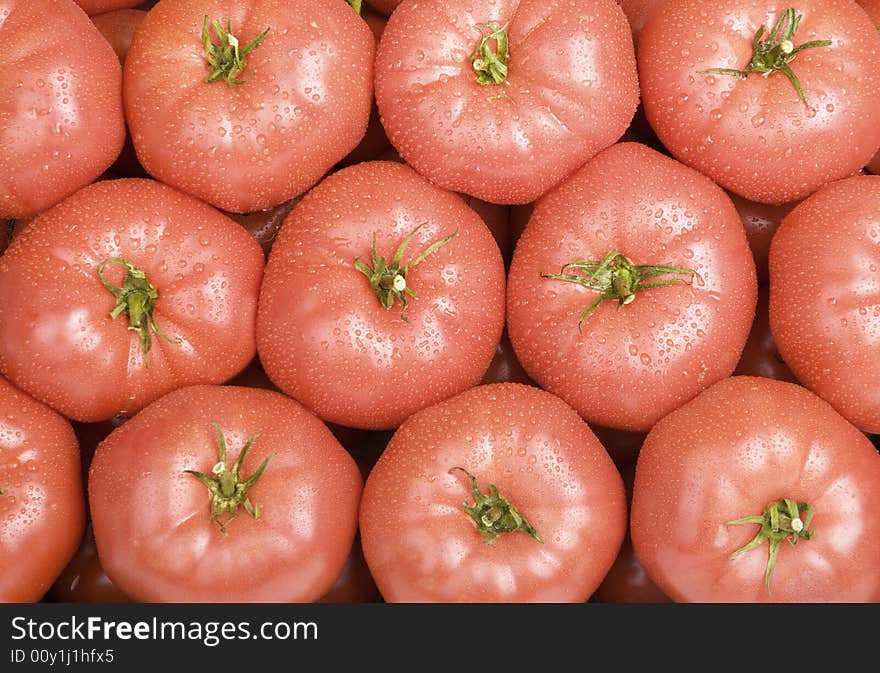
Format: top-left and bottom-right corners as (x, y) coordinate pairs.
(698, 8), (831, 109)
(201, 16), (270, 86)
(471, 22), (510, 86)
(353, 224), (457, 322)
(184, 422), (275, 537)
(541, 251), (696, 326)
(449, 467), (543, 545)
(728, 498), (815, 594)
(97, 257), (176, 361)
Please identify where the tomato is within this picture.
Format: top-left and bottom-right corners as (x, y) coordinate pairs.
(729, 192), (796, 284)
(507, 142), (756, 432)
(617, 0), (665, 42)
(769, 174), (880, 434)
(256, 161), (506, 430)
(374, 0), (639, 204)
(366, 0), (400, 16)
(859, 0), (880, 174)
(0, 375), (85, 602)
(224, 198), (298, 259)
(734, 286), (797, 383)
(124, 0), (374, 213)
(91, 9), (146, 65)
(632, 376), (880, 602)
(360, 383), (626, 602)
(639, 0), (880, 204)
(318, 535), (381, 603)
(0, 0), (125, 219)
(0, 178), (264, 423)
(89, 384), (362, 602)
(594, 463), (670, 603)
(75, 0), (141, 14)
(47, 524), (129, 604)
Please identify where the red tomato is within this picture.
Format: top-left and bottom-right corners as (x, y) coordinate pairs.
(617, 0), (665, 41)
(0, 376), (85, 602)
(594, 463), (670, 603)
(318, 535), (381, 603)
(729, 192), (796, 284)
(91, 9), (145, 64)
(0, 178), (264, 422)
(0, 0), (125, 219)
(124, 0), (375, 213)
(375, 0), (639, 204)
(632, 376), (880, 602)
(75, 0), (141, 14)
(47, 524), (129, 603)
(859, 0), (880, 173)
(734, 286), (797, 383)
(89, 385), (363, 602)
(256, 161), (506, 430)
(360, 383), (627, 602)
(507, 142), (757, 431)
(639, 0), (880, 204)
(769, 175), (880, 433)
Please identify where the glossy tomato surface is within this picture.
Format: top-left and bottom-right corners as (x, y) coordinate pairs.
(639, 0), (880, 204)
(631, 376), (880, 602)
(0, 178), (264, 422)
(617, 0), (665, 41)
(89, 385), (363, 602)
(507, 142), (756, 431)
(360, 383), (626, 602)
(91, 9), (146, 65)
(0, 0), (125, 218)
(124, 0), (374, 213)
(860, 0), (880, 173)
(769, 175), (880, 433)
(375, 0), (639, 204)
(257, 161), (506, 430)
(0, 376), (85, 602)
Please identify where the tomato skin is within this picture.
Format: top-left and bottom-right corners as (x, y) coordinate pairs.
(124, 0), (374, 213)
(47, 525), (129, 604)
(91, 9), (145, 65)
(0, 178), (264, 423)
(769, 175), (880, 433)
(859, 0), (880, 174)
(75, 0), (141, 14)
(733, 286), (796, 383)
(631, 376), (880, 602)
(617, 0), (666, 41)
(729, 193), (795, 285)
(367, 0), (401, 16)
(89, 385), (363, 603)
(256, 161), (506, 430)
(0, 376), (85, 602)
(507, 142), (757, 432)
(375, 0), (639, 205)
(360, 383), (627, 603)
(480, 328), (535, 387)
(224, 198), (298, 259)
(0, 0), (125, 219)
(639, 0), (880, 204)
(318, 535), (381, 603)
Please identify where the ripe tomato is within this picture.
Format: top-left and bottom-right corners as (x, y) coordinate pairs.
(639, 0), (880, 204)
(617, 0), (665, 41)
(0, 178), (264, 423)
(360, 383), (626, 602)
(507, 142), (756, 431)
(0, 0), (125, 219)
(0, 376), (85, 602)
(734, 286), (797, 383)
(256, 161), (506, 430)
(89, 385), (363, 602)
(91, 9), (146, 65)
(729, 193), (795, 284)
(374, 0), (639, 204)
(124, 0), (374, 213)
(632, 376), (880, 602)
(859, 0), (880, 173)
(47, 525), (129, 604)
(769, 174), (880, 433)
(75, 0), (141, 14)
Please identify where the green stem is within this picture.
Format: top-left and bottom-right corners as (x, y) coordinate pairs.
(698, 8), (831, 108)
(542, 251), (695, 326)
(449, 467), (542, 545)
(184, 423), (275, 537)
(96, 257), (176, 361)
(202, 16), (270, 85)
(353, 225), (457, 322)
(471, 22), (510, 85)
(728, 498), (815, 595)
